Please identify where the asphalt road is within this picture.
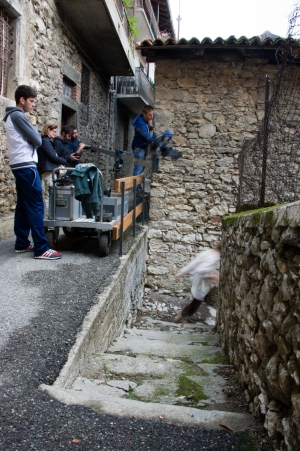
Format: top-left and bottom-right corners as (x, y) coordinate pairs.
(0, 231), (253, 451)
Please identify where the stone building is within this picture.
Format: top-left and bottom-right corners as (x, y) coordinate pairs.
(0, 0), (173, 238)
(138, 36), (286, 295)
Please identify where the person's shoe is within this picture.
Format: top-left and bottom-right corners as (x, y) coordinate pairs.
(15, 244), (34, 253)
(34, 249), (62, 260)
(174, 313), (188, 324)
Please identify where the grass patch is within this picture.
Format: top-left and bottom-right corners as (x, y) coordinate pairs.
(176, 375), (208, 403)
(201, 353), (229, 364)
(180, 362), (208, 377)
(154, 386), (169, 397)
(127, 392), (146, 402)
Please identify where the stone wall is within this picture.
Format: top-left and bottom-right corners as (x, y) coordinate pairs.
(45, 230), (147, 390)
(0, 96), (16, 218)
(218, 202), (300, 451)
(146, 57), (278, 295)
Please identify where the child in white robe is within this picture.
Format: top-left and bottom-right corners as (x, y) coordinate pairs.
(174, 243), (221, 323)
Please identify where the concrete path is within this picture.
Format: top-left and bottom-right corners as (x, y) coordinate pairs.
(43, 317), (253, 432)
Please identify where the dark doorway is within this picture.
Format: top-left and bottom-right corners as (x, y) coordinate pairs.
(61, 104), (77, 127)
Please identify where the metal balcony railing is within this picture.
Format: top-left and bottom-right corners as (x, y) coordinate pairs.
(135, 0), (159, 39)
(115, 0), (135, 53)
(116, 67), (154, 106)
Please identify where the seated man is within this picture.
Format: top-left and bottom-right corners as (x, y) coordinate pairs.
(54, 125), (80, 167)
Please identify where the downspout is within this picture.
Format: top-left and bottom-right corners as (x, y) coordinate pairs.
(107, 78), (117, 183)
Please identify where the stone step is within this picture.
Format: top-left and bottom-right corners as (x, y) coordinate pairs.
(41, 317), (253, 432)
(106, 327), (221, 363)
(44, 384), (253, 431)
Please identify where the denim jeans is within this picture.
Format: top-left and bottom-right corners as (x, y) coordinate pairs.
(13, 167), (49, 256)
(133, 147), (146, 176)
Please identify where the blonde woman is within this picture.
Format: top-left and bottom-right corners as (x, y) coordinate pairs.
(37, 123), (67, 218)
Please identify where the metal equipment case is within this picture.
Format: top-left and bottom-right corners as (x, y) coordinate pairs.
(102, 193), (128, 220)
(48, 186), (81, 220)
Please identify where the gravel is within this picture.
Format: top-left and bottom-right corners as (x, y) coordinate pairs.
(0, 230), (271, 450)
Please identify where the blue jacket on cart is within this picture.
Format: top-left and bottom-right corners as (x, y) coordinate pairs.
(70, 163), (102, 219)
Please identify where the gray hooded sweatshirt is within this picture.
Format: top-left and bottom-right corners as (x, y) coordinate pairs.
(3, 107), (42, 170)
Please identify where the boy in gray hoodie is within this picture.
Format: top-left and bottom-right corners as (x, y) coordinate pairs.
(3, 85), (61, 259)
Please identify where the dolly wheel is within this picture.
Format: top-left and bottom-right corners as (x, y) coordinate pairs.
(62, 226), (80, 237)
(98, 233), (110, 257)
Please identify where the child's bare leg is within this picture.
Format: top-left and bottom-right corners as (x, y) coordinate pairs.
(174, 298), (202, 323)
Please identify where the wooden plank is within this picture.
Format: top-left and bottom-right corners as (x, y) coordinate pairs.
(112, 203), (143, 240)
(114, 176), (144, 192)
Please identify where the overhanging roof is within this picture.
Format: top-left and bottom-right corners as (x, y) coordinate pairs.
(137, 36), (294, 63)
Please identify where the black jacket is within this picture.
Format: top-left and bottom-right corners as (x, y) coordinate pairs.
(37, 136), (67, 174)
(54, 136), (72, 163)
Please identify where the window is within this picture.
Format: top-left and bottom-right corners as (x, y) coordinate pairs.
(81, 65), (90, 105)
(62, 76), (75, 99)
(0, 9), (12, 96)
(61, 104), (77, 127)
(80, 64), (90, 122)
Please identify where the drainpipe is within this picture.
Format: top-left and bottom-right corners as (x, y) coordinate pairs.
(107, 78), (117, 181)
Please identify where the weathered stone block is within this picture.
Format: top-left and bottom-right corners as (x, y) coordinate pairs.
(198, 124), (216, 139)
(177, 78), (196, 88)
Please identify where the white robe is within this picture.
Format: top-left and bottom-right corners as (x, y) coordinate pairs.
(176, 249), (220, 301)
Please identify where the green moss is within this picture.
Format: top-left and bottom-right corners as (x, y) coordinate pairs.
(175, 375), (208, 402)
(222, 203), (285, 228)
(127, 392), (149, 402)
(154, 386), (169, 397)
(180, 362), (208, 377)
(201, 353), (229, 364)
(236, 432), (256, 451)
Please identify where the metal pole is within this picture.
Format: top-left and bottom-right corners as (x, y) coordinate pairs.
(142, 177), (145, 226)
(119, 181), (125, 256)
(176, 0), (182, 40)
(260, 75), (270, 207)
(99, 171), (103, 222)
(133, 178), (136, 237)
(237, 142), (245, 212)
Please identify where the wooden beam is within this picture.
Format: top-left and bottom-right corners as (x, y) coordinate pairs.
(112, 203), (143, 240)
(114, 176), (144, 192)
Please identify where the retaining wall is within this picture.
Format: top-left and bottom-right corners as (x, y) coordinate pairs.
(50, 230), (147, 390)
(218, 202), (300, 451)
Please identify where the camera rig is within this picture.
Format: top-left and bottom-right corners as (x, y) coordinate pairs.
(82, 130), (182, 174)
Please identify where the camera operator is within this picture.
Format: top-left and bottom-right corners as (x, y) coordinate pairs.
(132, 105), (154, 176)
(68, 127), (89, 168)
